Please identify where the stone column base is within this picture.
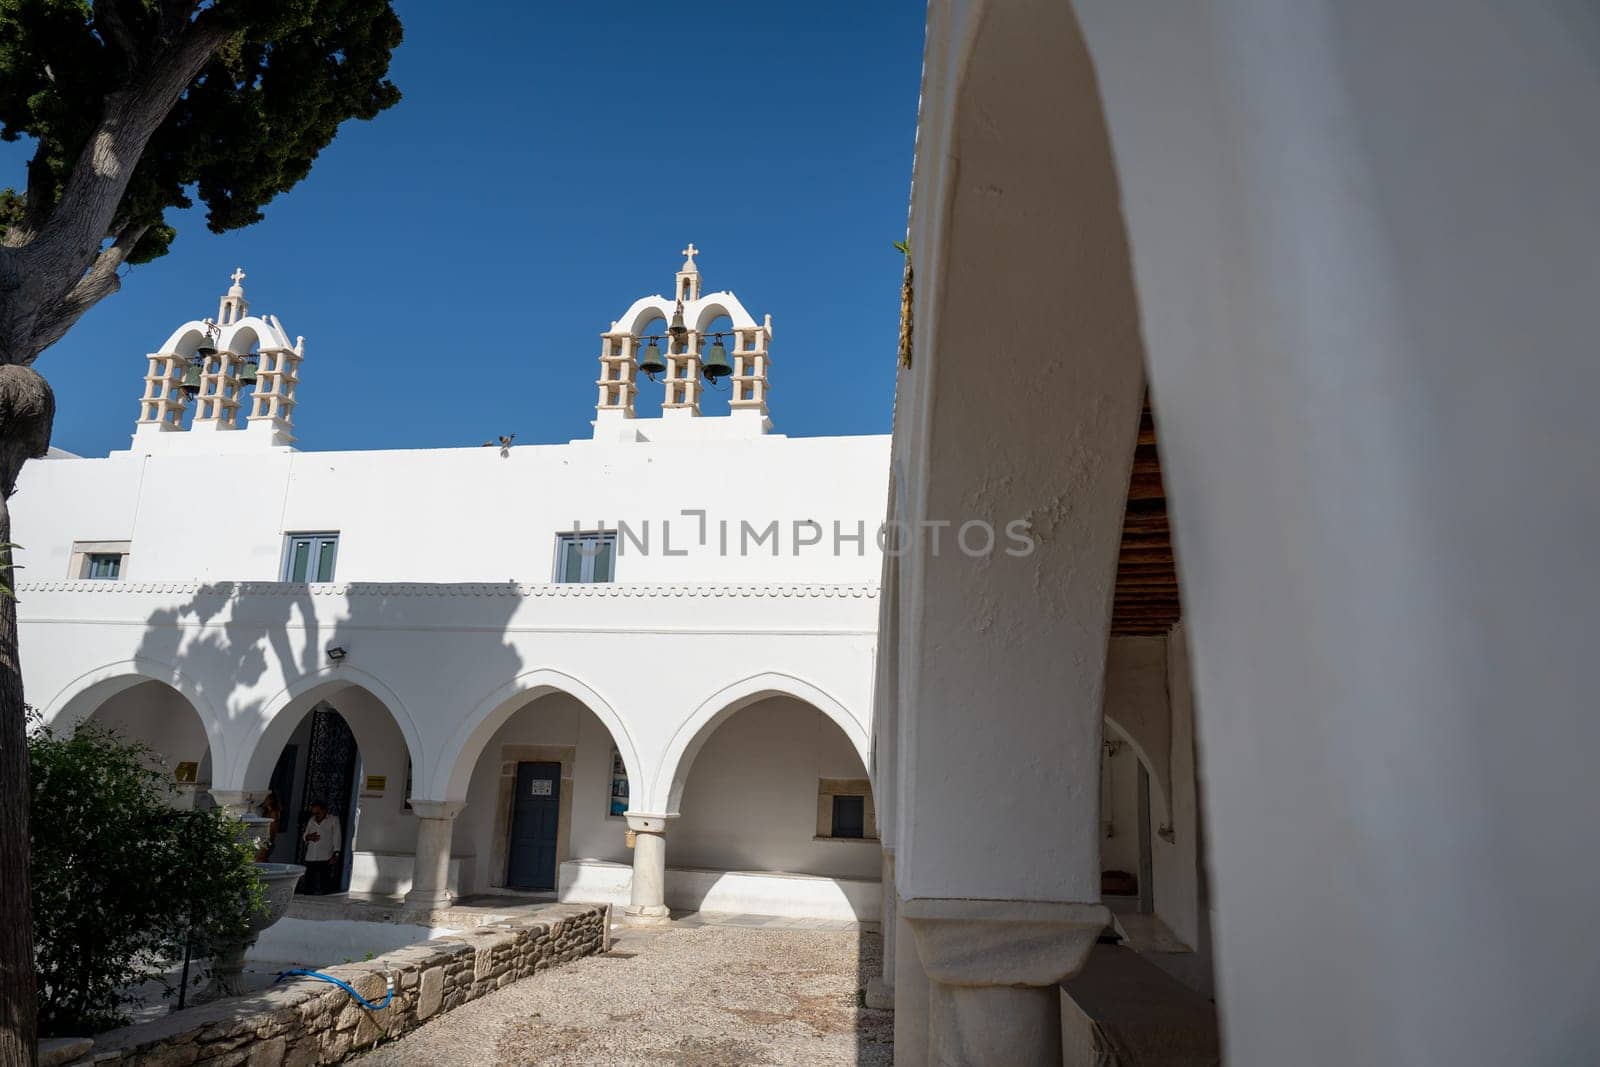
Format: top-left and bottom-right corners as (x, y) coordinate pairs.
(621, 904), (672, 927)
(865, 976), (896, 1010)
(905, 897), (1109, 1067)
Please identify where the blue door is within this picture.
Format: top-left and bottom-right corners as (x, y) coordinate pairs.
(507, 762), (561, 890)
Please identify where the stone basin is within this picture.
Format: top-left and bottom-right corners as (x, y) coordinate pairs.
(249, 862), (306, 938)
(198, 813), (306, 1001)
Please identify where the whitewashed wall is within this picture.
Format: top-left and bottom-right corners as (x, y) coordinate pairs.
(15, 434), (890, 585)
(673, 696), (879, 881)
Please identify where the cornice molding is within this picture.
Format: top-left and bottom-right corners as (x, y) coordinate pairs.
(17, 581), (880, 601)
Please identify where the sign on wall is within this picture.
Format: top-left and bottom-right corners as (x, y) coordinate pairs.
(173, 761), (198, 784)
(529, 779), (553, 797)
(361, 774), (387, 798)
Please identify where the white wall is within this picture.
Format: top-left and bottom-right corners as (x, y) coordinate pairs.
(85, 679), (210, 784)
(16, 433), (890, 586)
(672, 696), (879, 881)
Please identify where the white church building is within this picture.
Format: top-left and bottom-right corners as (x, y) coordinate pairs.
(14, 250), (891, 924)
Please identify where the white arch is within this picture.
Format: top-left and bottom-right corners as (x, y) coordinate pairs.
(1103, 714), (1171, 828)
(226, 665), (423, 792)
(610, 292), (760, 339)
(653, 671), (870, 814)
(217, 316), (291, 354)
(39, 657), (229, 776)
(611, 297), (677, 338)
(156, 315), (292, 357)
(431, 668), (644, 803)
(156, 322), (212, 358)
(690, 292), (758, 334)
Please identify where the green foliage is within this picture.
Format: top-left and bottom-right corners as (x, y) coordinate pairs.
(28, 717), (264, 1035)
(0, 0), (402, 261)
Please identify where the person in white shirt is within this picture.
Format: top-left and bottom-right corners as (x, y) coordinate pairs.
(301, 801), (342, 895)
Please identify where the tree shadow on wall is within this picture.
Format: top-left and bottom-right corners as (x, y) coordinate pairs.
(130, 581), (529, 815)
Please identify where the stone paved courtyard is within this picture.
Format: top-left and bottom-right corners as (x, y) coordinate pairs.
(353, 915), (893, 1066)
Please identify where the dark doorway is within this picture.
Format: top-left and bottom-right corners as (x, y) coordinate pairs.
(265, 744), (298, 863)
(507, 761), (562, 891)
(296, 706), (359, 892)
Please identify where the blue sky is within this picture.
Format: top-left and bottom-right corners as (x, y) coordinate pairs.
(6, 2), (926, 456)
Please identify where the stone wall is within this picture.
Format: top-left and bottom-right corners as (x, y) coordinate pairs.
(77, 904), (607, 1066)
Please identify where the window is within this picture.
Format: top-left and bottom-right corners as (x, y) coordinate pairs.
(831, 795), (866, 839)
(816, 778), (877, 840)
(282, 533), (339, 582)
(554, 531), (615, 583)
(607, 747), (630, 817)
(71, 541), (130, 580)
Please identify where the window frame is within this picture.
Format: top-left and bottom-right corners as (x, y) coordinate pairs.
(70, 540), (130, 581)
(815, 777), (879, 842)
(553, 531), (617, 584)
(281, 532), (340, 583)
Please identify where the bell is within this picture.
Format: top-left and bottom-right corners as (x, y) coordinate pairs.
(180, 361), (203, 398)
(669, 302), (688, 342)
(195, 334), (217, 358)
(237, 358), (258, 388)
(638, 341), (666, 377)
(702, 340), (732, 382)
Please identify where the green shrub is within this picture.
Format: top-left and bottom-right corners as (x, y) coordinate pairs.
(29, 718), (264, 1035)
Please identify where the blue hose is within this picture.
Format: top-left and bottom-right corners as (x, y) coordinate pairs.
(273, 967), (395, 1010)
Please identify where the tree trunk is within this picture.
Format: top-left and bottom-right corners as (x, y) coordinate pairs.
(0, 366), (56, 1067)
(0, 487), (33, 1067)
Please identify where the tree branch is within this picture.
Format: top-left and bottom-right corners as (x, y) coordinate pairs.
(93, 0), (142, 69)
(30, 223), (150, 356)
(23, 9), (230, 286)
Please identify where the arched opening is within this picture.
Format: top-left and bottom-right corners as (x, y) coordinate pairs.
(630, 312), (670, 419)
(696, 311), (736, 417)
(447, 686), (642, 899)
(73, 679), (215, 809)
(660, 685), (878, 920)
(240, 680), (419, 898)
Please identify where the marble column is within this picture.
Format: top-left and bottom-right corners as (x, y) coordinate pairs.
(906, 900), (1106, 1067)
(405, 800), (465, 910)
(624, 812), (673, 924)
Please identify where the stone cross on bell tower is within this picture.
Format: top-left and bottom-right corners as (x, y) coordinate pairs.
(218, 267), (249, 325)
(676, 245), (702, 303)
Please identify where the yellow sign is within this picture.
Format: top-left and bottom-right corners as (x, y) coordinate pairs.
(173, 761), (198, 784)
(361, 774), (387, 796)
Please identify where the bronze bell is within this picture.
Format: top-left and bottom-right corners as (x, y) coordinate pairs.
(639, 341), (666, 377)
(180, 361), (203, 399)
(237, 357), (258, 388)
(702, 340), (732, 382)
(195, 333), (217, 358)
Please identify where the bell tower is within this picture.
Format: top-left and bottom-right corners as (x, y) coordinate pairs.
(129, 269), (305, 453)
(593, 246), (773, 440)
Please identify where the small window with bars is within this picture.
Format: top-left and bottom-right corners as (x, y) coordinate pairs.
(282, 533), (339, 582)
